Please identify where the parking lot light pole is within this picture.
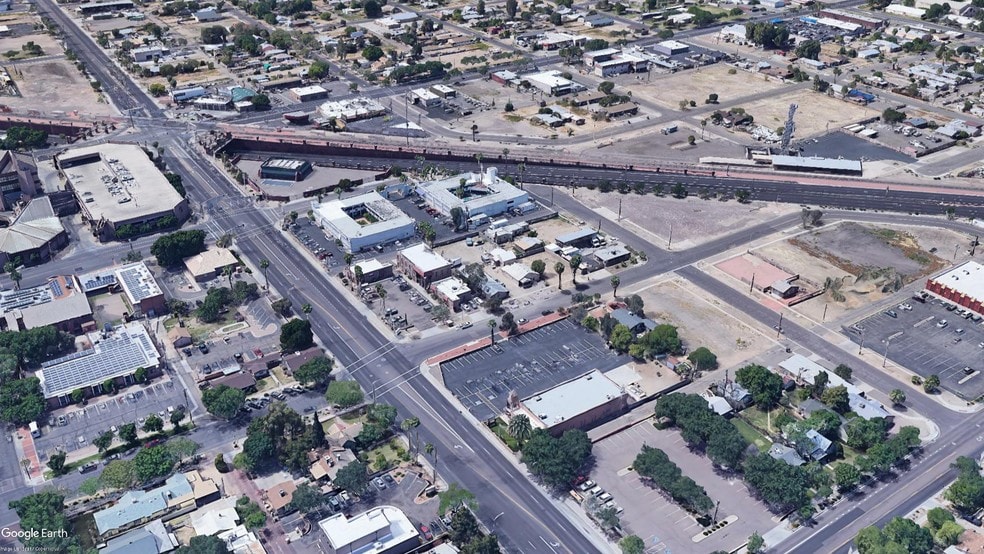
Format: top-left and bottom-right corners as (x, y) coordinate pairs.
(882, 337), (893, 368)
(858, 329), (865, 356)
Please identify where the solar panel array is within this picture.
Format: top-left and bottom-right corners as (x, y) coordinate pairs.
(41, 327), (159, 397)
(118, 266), (159, 302)
(0, 285), (53, 312)
(49, 280), (63, 298)
(80, 274), (116, 292)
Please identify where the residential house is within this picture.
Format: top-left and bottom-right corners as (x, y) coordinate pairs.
(769, 443), (806, 466)
(609, 308), (657, 335)
(283, 346), (323, 375)
(265, 480), (298, 516)
(99, 519), (177, 554)
(714, 379), (753, 410)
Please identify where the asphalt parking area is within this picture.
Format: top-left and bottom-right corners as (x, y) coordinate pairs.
(845, 295), (984, 400)
(38, 379), (187, 459)
(367, 277), (436, 333)
(185, 332), (282, 377)
(440, 319), (630, 422)
(591, 423), (775, 554)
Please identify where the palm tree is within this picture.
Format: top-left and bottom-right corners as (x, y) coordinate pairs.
(222, 265), (234, 288)
(217, 233), (234, 248)
(424, 443), (436, 482)
(508, 414), (533, 443)
(554, 262), (565, 290)
(376, 284), (387, 314)
(302, 303), (313, 315)
(401, 417), (420, 455)
(610, 275), (620, 299)
(569, 254), (582, 285)
(517, 163), (526, 190)
(488, 319), (497, 343)
(890, 388), (906, 406)
(259, 259), (270, 290)
(4, 262), (20, 290)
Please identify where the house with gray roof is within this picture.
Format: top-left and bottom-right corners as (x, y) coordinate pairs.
(99, 519), (177, 554)
(609, 308), (657, 335)
(94, 474), (193, 536)
(769, 443), (805, 466)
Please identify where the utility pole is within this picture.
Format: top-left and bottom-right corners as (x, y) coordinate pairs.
(667, 223), (673, 250)
(822, 303), (828, 322)
(617, 198), (622, 221)
(776, 312), (783, 338)
(749, 273), (755, 293)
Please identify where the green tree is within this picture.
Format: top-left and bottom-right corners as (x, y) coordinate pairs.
(944, 456), (984, 512)
(554, 262), (565, 289)
(610, 275), (620, 298)
(236, 496), (267, 529)
(569, 254), (582, 285)
(581, 316), (599, 331)
(736, 364), (783, 409)
(202, 385), (245, 420)
(882, 517), (933, 554)
(508, 414), (533, 443)
(834, 463), (860, 490)
(687, 347), (718, 371)
(100, 459), (137, 489)
(9, 491), (81, 553)
(47, 451), (67, 476)
(936, 521), (964, 547)
(882, 107), (906, 124)
(362, 45), (384, 61)
(812, 370), (829, 398)
(290, 483), (327, 513)
(0, 377), (45, 425)
(844, 417), (888, 451)
(450, 507), (482, 545)
(530, 259), (546, 279)
(151, 230), (206, 268)
(143, 414), (164, 433)
(364, 0), (382, 17)
(280, 319), (314, 352)
(833, 363), (853, 381)
(924, 374), (940, 393)
(133, 444), (177, 482)
(251, 93), (271, 108)
(119, 422), (137, 444)
(609, 324), (633, 353)
(889, 388), (906, 406)
(619, 535), (645, 554)
(334, 459), (369, 493)
(795, 39), (821, 60)
(93, 431), (114, 452)
(326, 380), (364, 408)
(926, 506), (955, 531)
(175, 535), (232, 554)
(821, 384), (850, 413)
(505, 0), (518, 18)
(742, 452), (810, 512)
(438, 482), (477, 514)
(747, 532), (765, 553)
(598, 81), (615, 95)
(294, 356), (334, 388)
(259, 259), (270, 289)
(521, 429), (592, 491)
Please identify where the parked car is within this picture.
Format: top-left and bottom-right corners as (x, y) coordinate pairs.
(420, 524), (433, 541)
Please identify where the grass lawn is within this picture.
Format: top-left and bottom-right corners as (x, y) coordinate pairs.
(732, 418), (769, 452)
(255, 377), (277, 393)
(365, 439), (406, 471)
(163, 317), (179, 331)
(488, 419), (520, 452)
(741, 406), (788, 437)
(839, 444), (863, 466)
(272, 366), (292, 385)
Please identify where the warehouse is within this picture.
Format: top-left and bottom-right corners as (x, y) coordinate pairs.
(416, 167), (529, 219)
(259, 158), (313, 181)
(54, 144), (190, 242)
(525, 70), (585, 96)
(76, 0), (133, 14)
(312, 191), (416, 253)
(770, 155), (862, 176)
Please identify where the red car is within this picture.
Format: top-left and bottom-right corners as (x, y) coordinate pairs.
(253, 348), (263, 357)
(419, 524), (433, 541)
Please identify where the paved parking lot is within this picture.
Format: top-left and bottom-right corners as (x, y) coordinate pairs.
(184, 330), (283, 378)
(368, 277), (437, 333)
(592, 422), (776, 554)
(441, 319), (629, 421)
(37, 379), (187, 459)
(845, 295), (984, 400)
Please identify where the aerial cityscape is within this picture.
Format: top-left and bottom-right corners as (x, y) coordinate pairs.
(0, 0), (984, 551)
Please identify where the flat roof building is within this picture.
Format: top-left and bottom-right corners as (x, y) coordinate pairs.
(348, 258), (394, 284)
(525, 70), (584, 96)
(416, 167), (528, 219)
(115, 261), (165, 316)
(313, 192), (416, 253)
(555, 228), (597, 248)
(431, 276), (472, 311)
(0, 274), (93, 334)
(259, 158), (313, 182)
(39, 323), (162, 407)
(289, 85), (329, 102)
(183, 248), (239, 282)
(519, 369), (627, 435)
(927, 261), (984, 314)
(770, 155), (863, 176)
(55, 144), (190, 241)
(397, 243), (452, 287)
(318, 505), (420, 554)
(316, 98), (386, 122)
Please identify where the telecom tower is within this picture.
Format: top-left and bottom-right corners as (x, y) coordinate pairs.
(780, 103), (798, 154)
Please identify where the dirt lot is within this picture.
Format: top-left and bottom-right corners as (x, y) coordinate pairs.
(569, 187), (798, 249)
(634, 278), (772, 370)
(5, 59), (116, 116)
(634, 64), (788, 111)
(740, 89), (875, 138)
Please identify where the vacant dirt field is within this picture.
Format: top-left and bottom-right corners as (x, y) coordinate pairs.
(4, 59), (116, 116)
(740, 89), (874, 138)
(635, 63), (787, 111)
(633, 278), (771, 370)
(570, 187), (798, 249)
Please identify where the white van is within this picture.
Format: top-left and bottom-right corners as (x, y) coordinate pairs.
(29, 421), (40, 438)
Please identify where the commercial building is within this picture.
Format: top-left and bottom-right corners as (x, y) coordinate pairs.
(131, 45), (168, 62)
(112, 261), (165, 316)
(0, 197), (67, 267)
(410, 87), (442, 107)
(318, 505), (420, 554)
(316, 98), (387, 122)
(265, 480), (298, 516)
(416, 167), (528, 219)
(555, 228), (597, 248)
(39, 323), (162, 407)
(94, 473), (192, 536)
(431, 276), (472, 311)
(582, 48), (649, 77)
(397, 244), (452, 286)
(590, 245), (631, 267)
(819, 8), (885, 29)
(430, 84), (456, 98)
(583, 14), (614, 27)
(259, 158), (313, 181)
(501, 263), (538, 288)
(609, 308), (656, 335)
(289, 85), (329, 102)
(533, 32), (587, 50)
(0, 275), (93, 333)
(313, 191), (416, 253)
(76, 0), (134, 15)
(211, 371), (257, 393)
(282, 346), (323, 375)
(927, 261), (984, 313)
(0, 149), (40, 210)
(348, 258), (394, 284)
(653, 40), (690, 56)
(183, 248), (239, 282)
(777, 354), (890, 420)
(770, 155), (863, 176)
(99, 519), (178, 554)
(55, 144), (190, 241)
(518, 369), (627, 435)
(170, 86), (207, 102)
(193, 7), (222, 21)
(525, 70), (584, 96)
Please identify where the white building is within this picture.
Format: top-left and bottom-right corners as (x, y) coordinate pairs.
(416, 167), (529, 218)
(312, 191), (416, 253)
(525, 70), (584, 96)
(318, 505), (419, 554)
(411, 87), (441, 107)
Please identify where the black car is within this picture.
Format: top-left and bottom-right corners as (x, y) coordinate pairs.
(198, 343), (209, 354)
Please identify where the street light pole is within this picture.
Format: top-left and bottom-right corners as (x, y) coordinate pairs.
(859, 329), (865, 355)
(882, 337), (892, 367)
